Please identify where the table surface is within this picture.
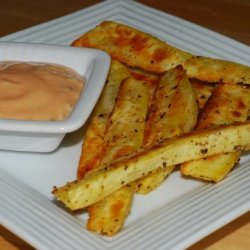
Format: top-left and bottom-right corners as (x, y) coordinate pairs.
(0, 0), (249, 249)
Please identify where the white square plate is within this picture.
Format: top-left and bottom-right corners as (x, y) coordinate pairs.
(0, 0), (249, 249)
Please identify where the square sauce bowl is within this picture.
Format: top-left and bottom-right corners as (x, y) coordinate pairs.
(0, 42), (110, 152)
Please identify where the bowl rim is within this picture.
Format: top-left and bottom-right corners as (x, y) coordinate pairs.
(0, 42), (111, 134)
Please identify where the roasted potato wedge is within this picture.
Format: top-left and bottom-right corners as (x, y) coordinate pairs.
(77, 60), (130, 179)
(134, 66), (198, 194)
(72, 21), (192, 73)
(87, 186), (133, 236)
(53, 123), (250, 210)
(183, 56), (250, 85)
(144, 66), (198, 146)
(181, 152), (241, 182)
(197, 83), (250, 129)
(101, 77), (149, 164)
(87, 76), (149, 235)
(181, 83), (250, 182)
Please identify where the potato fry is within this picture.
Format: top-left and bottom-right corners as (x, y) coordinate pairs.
(131, 165), (175, 194)
(72, 21), (192, 73)
(87, 76), (149, 235)
(181, 83), (250, 182)
(183, 56), (250, 84)
(181, 152), (241, 182)
(52, 122), (250, 210)
(101, 77), (149, 164)
(77, 60), (130, 179)
(87, 186), (133, 236)
(197, 83), (250, 129)
(134, 66), (198, 194)
(144, 66), (198, 146)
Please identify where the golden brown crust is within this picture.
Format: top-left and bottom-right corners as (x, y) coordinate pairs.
(72, 21), (192, 73)
(133, 66), (198, 194)
(77, 61), (130, 179)
(197, 83), (249, 129)
(183, 56), (250, 85)
(101, 77), (149, 164)
(86, 73), (149, 236)
(87, 186), (133, 236)
(181, 83), (249, 182)
(144, 66), (198, 146)
(181, 152), (241, 182)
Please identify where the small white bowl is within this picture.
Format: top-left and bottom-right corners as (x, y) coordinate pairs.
(0, 42), (110, 152)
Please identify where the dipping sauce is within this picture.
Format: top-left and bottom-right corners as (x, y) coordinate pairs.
(0, 61), (84, 121)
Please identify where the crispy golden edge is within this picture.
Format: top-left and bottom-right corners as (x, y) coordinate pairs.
(52, 123), (250, 210)
(183, 56), (250, 85)
(181, 83), (250, 182)
(72, 21), (250, 85)
(72, 21), (192, 73)
(197, 83), (250, 128)
(144, 66), (198, 146)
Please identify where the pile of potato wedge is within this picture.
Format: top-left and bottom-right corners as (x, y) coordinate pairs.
(52, 21), (250, 236)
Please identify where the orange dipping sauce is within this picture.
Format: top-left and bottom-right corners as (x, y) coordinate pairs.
(0, 61), (84, 121)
